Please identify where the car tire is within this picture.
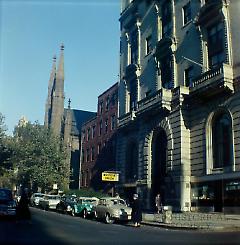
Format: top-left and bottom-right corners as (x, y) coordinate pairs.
(82, 209), (87, 219)
(105, 213), (114, 224)
(94, 211), (98, 220)
(71, 208), (76, 217)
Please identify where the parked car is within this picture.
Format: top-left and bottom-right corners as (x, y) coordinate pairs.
(30, 193), (45, 207)
(56, 195), (78, 215)
(0, 188), (17, 218)
(39, 194), (61, 210)
(73, 197), (99, 218)
(56, 196), (99, 218)
(92, 197), (132, 224)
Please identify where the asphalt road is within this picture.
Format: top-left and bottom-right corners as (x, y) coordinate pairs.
(0, 207), (240, 245)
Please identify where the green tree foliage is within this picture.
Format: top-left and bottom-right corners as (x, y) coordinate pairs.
(0, 113), (13, 186)
(11, 122), (70, 191)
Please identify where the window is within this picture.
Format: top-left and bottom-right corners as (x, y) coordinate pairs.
(212, 112), (233, 169)
(111, 114), (116, 130)
(81, 150), (85, 163)
(184, 66), (194, 87)
(105, 119), (108, 133)
(111, 92), (117, 106)
(207, 22), (225, 68)
(146, 35), (152, 55)
(91, 147), (95, 161)
(86, 148), (90, 162)
(106, 96), (110, 111)
(160, 55), (173, 89)
(99, 120), (102, 136)
(99, 101), (103, 114)
(130, 30), (138, 64)
(162, 1), (172, 37)
(183, 2), (191, 26)
(87, 128), (91, 141)
(92, 125), (96, 139)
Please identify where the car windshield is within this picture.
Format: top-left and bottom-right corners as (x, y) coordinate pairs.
(0, 189), (12, 200)
(110, 199), (126, 206)
(35, 194), (44, 198)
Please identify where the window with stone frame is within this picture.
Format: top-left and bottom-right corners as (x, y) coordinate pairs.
(162, 1), (172, 37)
(184, 66), (194, 87)
(160, 55), (173, 89)
(183, 2), (191, 26)
(212, 112), (233, 169)
(130, 30), (138, 64)
(207, 22), (225, 68)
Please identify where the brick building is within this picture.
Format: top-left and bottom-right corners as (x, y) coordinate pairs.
(80, 83), (118, 191)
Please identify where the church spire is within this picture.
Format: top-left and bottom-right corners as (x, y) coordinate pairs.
(56, 43), (64, 86)
(44, 55), (57, 128)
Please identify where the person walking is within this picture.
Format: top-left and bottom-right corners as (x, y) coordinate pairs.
(131, 193), (142, 227)
(155, 193), (162, 214)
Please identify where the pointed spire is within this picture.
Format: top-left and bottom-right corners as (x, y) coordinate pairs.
(48, 54), (57, 91)
(57, 43), (64, 82)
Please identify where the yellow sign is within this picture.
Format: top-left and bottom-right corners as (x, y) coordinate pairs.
(102, 172), (119, 182)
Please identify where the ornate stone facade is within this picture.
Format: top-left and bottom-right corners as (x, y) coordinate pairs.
(117, 0), (240, 213)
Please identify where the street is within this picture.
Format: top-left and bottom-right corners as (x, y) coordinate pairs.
(0, 208), (240, 245)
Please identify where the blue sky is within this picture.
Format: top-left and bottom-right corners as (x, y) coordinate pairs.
(0, 0), (120, 135)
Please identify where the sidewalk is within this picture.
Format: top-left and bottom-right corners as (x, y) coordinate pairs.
(141, 212), (240, 231)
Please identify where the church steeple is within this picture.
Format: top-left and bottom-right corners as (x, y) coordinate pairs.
(56, 43), (64, 94)
(45, 44), (65, 136)
(44, 55), (57, 128)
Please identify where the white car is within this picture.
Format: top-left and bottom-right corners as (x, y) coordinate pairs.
(39, 195), (61, 210)
(30, 193), (45, 206)
(93, 197), (132, 224)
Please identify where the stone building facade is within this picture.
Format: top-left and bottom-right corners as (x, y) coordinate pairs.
(117, 0), (240, 212)
(80, 83), (118, 191)
(44, 45), (96, 189)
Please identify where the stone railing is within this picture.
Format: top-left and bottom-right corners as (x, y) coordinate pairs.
(191, 63), (234, 93)
(137, 88), (172, 114)
(118, 110), (136, 128)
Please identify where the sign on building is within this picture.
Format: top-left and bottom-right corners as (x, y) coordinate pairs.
(102, 171), (119, 182)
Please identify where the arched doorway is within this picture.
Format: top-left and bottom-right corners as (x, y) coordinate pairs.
(152, 129), (168, 208)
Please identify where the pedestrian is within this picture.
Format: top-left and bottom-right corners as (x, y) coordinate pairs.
(131, 193), (142, 227)
(155, 193), (162, 214)
(16, 188), (31, 223)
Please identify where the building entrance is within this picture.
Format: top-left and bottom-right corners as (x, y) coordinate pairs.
(151, 129), (167, 208)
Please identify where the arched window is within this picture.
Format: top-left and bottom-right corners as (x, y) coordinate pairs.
(212, 111), (233, 169)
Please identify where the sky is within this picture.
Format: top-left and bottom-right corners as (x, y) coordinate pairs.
(0, 0), (120, 135)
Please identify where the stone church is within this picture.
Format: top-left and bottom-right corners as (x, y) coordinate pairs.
(44, 44), (96, 189)
(117, 0), (240, 213)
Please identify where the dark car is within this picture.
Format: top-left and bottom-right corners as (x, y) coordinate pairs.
(0, 188), (17, 218)
(56, 195), (77, 215)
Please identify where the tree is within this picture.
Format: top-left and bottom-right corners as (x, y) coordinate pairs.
(0, 113), (14, 188)
(11, 121), (70, 192)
